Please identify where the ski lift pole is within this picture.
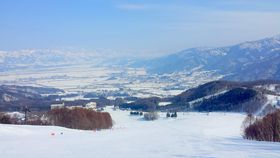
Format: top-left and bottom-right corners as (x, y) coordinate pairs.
(23, 106), (31, 124)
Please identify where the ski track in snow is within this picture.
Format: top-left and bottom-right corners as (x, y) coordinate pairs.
(189, 90), (229, 106)
(0, 108), (280, 158)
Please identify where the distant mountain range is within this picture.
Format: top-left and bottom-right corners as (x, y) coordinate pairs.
(1, 35), (280, 81)
(0, 49), (132, 72)
(132, 35), (280, 81)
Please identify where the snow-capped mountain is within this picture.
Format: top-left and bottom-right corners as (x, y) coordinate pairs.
(133, 35), (280, 81)
(0, 49), (129, 72)
(2, 35), (280, 81)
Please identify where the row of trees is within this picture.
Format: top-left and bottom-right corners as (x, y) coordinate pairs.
(144, 112), (159, 121)
(243, 110), (280, 142)
(130, 111), (143, 116)
(0, 107), (113, 130)
(166, 112), (177, 118)
(48, 108), (113, 130)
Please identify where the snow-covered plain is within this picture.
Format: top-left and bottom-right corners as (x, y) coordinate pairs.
(0, 65), (222, 98)
(1, 109), (280, 158)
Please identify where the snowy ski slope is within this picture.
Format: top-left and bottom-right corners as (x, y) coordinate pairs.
(0, 108), (280, 158)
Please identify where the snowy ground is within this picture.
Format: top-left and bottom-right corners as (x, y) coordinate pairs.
(1, 109), (280, 158)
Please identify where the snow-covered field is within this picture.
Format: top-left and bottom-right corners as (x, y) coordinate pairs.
(0, 65), (221, 98)
(1, 109), (280, 158)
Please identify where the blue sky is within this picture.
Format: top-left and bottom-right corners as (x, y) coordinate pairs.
(1, 0), (280, 57)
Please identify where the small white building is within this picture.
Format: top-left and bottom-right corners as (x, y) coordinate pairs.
(85, 102), (97, 109)
(67, 105), (84, 110)
(158, 102), (172, 106)
(50, 103), (65, 110)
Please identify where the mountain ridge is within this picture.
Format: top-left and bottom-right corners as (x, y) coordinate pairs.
(120, 80), (280, 115)
(132, 35), (280, 81)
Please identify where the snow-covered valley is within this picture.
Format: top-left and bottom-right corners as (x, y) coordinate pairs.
(1, 108), (280, 158)
(0, 65), (221, 98)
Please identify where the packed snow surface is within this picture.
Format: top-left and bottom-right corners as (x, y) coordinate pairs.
(1, 109), (280, 158)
